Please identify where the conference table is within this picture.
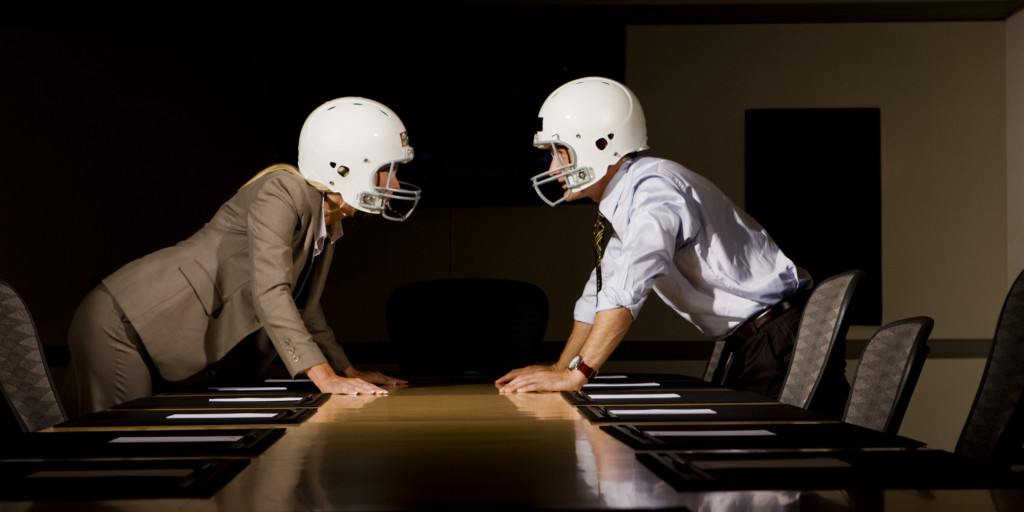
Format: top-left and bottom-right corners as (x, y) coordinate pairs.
(3, 378), (1023, 511)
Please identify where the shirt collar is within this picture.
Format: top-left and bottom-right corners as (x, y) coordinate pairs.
(597, 157), (633, 220)
(314, 196), (344, 257)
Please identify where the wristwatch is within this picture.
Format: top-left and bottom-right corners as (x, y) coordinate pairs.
(568, 355), (597, 381)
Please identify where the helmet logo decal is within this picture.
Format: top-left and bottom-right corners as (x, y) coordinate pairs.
(400, 131), (409, 147)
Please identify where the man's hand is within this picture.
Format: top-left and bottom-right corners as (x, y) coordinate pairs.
(344, 367), (408, 387)
(494, 364), (556, 388)
(496, 366), (588, 393)
(305, 362), (390, 395)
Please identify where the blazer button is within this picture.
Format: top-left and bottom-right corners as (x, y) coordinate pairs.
(287, 347), (295, 354)
(291, 355), (300, 363)
(283, 339), (292, 346)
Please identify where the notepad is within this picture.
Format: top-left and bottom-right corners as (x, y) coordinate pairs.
(208, 397), (303, 403)
(167, 413), (279, 420)
(647, 429), (776, 437)
(583, 382), (661, 389)
(587, 393), (681, 400)
(609, 408), (716, 416)
(109, 436), (246, 444)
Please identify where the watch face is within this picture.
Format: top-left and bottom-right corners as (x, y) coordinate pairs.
(568, 355), (581, 370)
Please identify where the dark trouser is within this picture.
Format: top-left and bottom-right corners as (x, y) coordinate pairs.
(722, 293), (851, 420)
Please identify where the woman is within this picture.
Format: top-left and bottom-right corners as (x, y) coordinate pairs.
(66, 97), (418, 415)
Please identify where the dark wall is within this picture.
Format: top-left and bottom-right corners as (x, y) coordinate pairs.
(0, 12), (625, 351)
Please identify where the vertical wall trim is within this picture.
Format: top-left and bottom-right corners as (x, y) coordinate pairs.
(1008, 11), (1024, 285)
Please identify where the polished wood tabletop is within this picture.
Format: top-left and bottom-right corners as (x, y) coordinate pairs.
(6, 380), (1024, 511)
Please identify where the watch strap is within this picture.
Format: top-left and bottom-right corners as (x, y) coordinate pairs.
(574, 360), (597, 381)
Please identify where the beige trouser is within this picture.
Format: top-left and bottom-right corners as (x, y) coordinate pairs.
(64, 284), (153, 417)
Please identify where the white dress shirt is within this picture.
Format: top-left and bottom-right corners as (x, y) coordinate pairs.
(573, 157), (809, 339)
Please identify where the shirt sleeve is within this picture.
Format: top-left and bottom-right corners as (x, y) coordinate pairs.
(593, 176), (693, 320)
(573, 267), (600, 324)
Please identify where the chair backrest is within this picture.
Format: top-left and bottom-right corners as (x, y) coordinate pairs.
(955, 267), (1024, 466)
(702, 340), (727, 383)
(386, 278), (549, 377)
(0, 279), (66, 432)
(778, 269), (863, 409)
(843, 316), (933, 435)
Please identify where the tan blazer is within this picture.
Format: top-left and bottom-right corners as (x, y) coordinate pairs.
(102, 168), (350, 382)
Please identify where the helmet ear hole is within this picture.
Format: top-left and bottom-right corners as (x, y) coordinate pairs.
(337, 166), (350, 178)
(595, 138), (608, 150)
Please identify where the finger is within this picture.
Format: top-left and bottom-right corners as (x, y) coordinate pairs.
(495, 368), (525, 385)
(499, 375), (532, 394)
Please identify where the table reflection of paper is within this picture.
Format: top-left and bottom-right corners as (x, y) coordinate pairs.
(592, 375), (628, 379)
(167, 413), (278, 419)
(647, 429), (775, 437)
(583, 382), (661, 389)
(109, 435), (246, 444)
(209, 397), (303, 403)
(610, 408), (716, 416)
(692, 458), (851, 470)
(587, 393), (681, 400)
(27, 469), (196, 478)
(210, 387), (288, 392)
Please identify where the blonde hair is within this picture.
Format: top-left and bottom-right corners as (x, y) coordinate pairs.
(240, 164), (331, 193)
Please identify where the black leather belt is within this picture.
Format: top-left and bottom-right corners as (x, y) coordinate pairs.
(730, 296), (799, 340)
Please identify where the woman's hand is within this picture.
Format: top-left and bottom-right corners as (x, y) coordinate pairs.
(305, 362), (390, 395)
(343, 367), (408, 387)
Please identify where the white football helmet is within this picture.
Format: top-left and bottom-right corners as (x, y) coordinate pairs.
(298, 97), (420, 221)
(531, 77), (648, 206)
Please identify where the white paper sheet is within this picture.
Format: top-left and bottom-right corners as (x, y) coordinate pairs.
(108, 435), (246, 444)
(583, 382), (661, 389)
(647, 429), (776, 437)
(167, 413), (278, 419)
(209, 397), (303, 403)
(609, 408), (716, 416)
(692, 458), (851, 470)
(210, 387), (288, 391)
(587, 393), (681, 400)
(27, 469), (196, 478)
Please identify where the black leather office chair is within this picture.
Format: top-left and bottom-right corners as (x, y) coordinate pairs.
(386, 278), (549, 378)
(702, 340), (729, 384)
(956, 268), (1024, 468)
(778, 270), (863, 411)
(0, 279), (66, 432)
(843, 316), (933, 435)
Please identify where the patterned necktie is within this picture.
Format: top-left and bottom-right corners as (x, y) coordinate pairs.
(594, 212), (609, 292)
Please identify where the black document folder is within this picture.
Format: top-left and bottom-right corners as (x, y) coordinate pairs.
(602, 422), (924, 451)
(578, 403), (829, 423)
(113, 392), (329, 410)
(0, 458), (249, 500)
(637, 449), (1021, 490)
(0, 428), (285, 460)
(563, 388), (773, 406)
(56, 407), (316, 428)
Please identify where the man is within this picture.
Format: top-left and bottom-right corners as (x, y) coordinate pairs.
(496, 77), (847, 414)
(66, 97), (418, 415)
